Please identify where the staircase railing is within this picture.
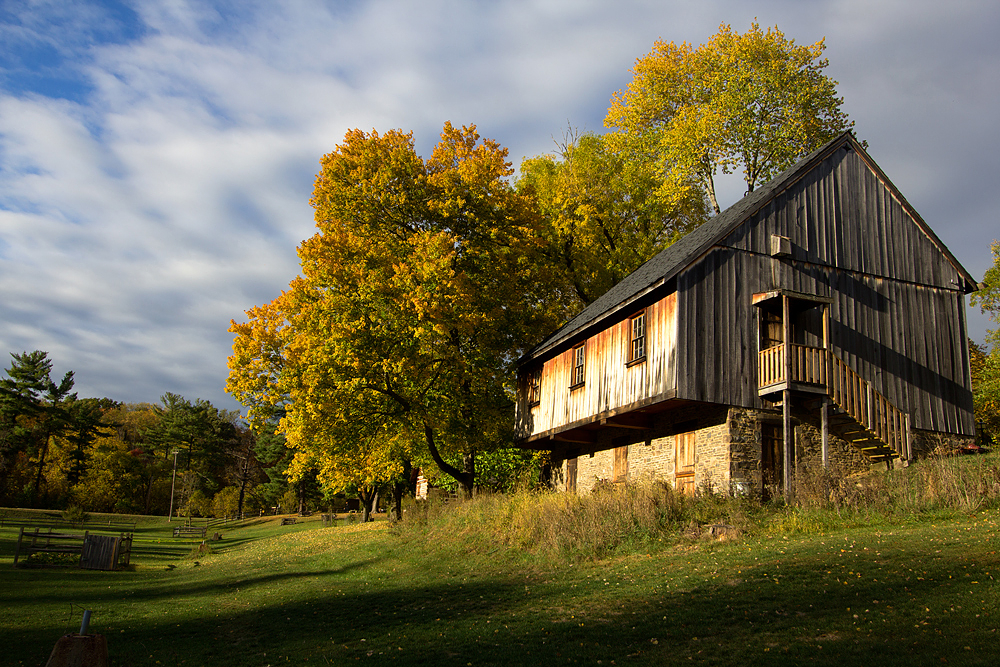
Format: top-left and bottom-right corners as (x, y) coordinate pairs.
(827, 353), (908, 458)
(758, 344), (909, 459)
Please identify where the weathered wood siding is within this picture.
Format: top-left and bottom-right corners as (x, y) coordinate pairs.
(675, 147), (974, 434)
(516, 292), (677, 440)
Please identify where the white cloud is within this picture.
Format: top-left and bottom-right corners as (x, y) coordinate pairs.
(0, 0), (997, 411)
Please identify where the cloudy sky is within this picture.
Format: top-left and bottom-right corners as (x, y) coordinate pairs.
(1, 0), (997, 412)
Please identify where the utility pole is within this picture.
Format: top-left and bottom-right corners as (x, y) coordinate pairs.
(167, 450), (180, 522)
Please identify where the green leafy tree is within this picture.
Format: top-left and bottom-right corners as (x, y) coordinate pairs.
(0, 351), (76, 507)
(212, 486), (241, 518)
(970, 341), (999, 447)
(519, 131), (707, 305)
(606, 21), (853, 214)
(971, 240), (1000, 446)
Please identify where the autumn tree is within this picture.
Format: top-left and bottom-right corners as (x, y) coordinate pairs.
(971, 240), (1000, 446)
(228, 123), (568, 500)
(606, 22), (853, 214)
(519, 131), (707, 306)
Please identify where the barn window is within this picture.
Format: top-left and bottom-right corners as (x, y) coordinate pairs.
(527, 368), (541, 406)
(571, 344), (585, 389)
(628, 311), (646, 364)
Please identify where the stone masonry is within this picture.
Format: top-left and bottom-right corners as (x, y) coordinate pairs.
(551, 405), (970, 497)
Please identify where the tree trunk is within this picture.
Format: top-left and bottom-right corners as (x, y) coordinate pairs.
(143, 472), (156, 515)
(30, 431), (51, 508)
(358, 486), (377, 523)
(237, 478), (247, 518)
(422, 423), (474, 498)
(705, 172), (720, 215)
(389, 481), (405, 522)
(461, 451), (475, 499)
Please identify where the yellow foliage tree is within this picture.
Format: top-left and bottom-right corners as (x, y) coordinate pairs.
(228, 123), (569, 503)
(606, 22), (853, 214)
(971, 241), (1000, 445)
(519, 131), (707, 305)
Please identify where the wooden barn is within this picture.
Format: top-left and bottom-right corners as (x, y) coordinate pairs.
(515, 132), (978, 498)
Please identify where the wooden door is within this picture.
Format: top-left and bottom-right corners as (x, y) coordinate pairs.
(674, 432), (695, 495)
(613, 446), (628, 483)
(760, 423), (783, 501)
(761, 309), (784, 349)
(566, 456), (578, 494)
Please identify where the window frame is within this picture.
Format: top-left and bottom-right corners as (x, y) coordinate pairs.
(627, 310), (647, 366)
(527, 367), (542, 407)
(570, 343), (586, 390)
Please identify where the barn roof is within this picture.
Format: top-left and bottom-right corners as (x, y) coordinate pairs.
(521, 131), (978, 363)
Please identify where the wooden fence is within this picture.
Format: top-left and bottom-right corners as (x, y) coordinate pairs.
(13, 527), (133, 571)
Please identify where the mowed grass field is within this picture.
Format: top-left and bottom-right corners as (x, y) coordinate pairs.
(1, 499), (998, 666)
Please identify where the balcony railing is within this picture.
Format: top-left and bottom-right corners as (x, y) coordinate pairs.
(758, 343), (828, 389)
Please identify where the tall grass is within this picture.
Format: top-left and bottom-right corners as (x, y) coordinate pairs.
(397, 481), (761, 562)
(397, 451), (1000, 562)
(796, 450), (1000, 514)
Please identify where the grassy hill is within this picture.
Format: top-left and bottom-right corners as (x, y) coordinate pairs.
(1, 453), (999, 666)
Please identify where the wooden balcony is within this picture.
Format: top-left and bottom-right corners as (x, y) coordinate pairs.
(758, 343), (828, 394)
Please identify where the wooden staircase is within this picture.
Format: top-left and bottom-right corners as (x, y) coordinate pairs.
(759, 344), (911, 462)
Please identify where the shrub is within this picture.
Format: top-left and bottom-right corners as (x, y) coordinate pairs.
(61, 505), (89, 526)
(212, 487), (241, 518)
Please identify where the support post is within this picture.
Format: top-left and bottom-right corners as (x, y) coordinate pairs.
(783, 389), (792, 502)
(905, 413), (912, 460)
(866, 384), (873, 430)
(782, 295), (792, 502)
(13, 526), (24, 567)
(821, 397), (829, 469)
(167, 450), (180, 522)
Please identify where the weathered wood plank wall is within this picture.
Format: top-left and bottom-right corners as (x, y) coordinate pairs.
(515, 292), (677, 439)
(675, 147), (973, 434)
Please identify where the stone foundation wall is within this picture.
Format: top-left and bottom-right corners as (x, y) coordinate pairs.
(909, 428), (976, 457)
(572, 448), (615, 495)
(728, 407), (874, 497)
(550, 404), (971, 496)
(554, 405), (731, 494)
(793, 417), (872, 476)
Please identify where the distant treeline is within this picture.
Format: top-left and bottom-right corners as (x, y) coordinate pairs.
(0, 350), (310, 516)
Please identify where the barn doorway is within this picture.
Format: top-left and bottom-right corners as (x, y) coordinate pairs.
(613, 446), (628, 483)
(566, 456), (578, 494)
(674, 432), (696, 495)
(760, 422), (785, 501)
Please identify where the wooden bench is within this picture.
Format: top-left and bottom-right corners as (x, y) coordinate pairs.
(280, 517), (297, 526)
(172, 526), (207, 538)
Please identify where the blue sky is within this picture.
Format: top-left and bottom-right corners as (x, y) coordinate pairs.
(1, 0), (998, 411)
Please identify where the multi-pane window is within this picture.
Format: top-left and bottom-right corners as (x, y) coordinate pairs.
(572, 344), (585, 387)
(629, 311), (646, 362)
(527, 368), (542, 405)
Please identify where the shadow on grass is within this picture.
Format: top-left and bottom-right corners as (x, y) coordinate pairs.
(0, 555), (384, 607)
(3, 544), (997, 667)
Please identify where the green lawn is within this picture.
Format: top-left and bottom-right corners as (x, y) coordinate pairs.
(1, 509), (998, 666)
